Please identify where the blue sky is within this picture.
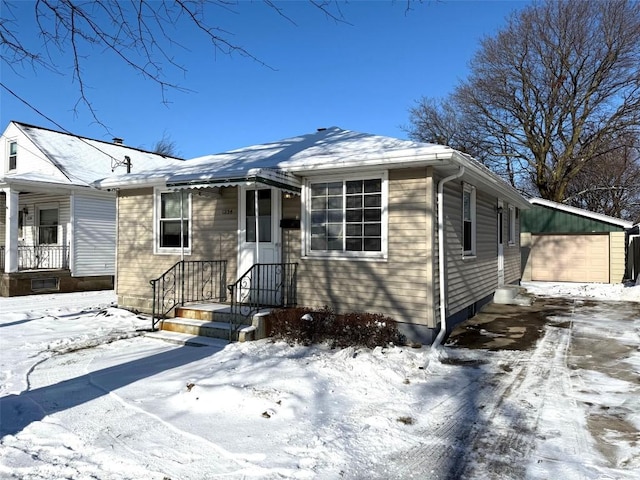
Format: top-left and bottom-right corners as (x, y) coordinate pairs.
(1, 1), (528, 159)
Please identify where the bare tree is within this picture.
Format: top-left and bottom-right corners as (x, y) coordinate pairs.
(406, 97), (479, 152)
(408, 0), (640, 209)
(152, 131), (180, 157)
(0, 0), (347, 131)
(564, 133), (640, 222)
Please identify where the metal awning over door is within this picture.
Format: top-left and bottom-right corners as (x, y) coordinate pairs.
(166, 168), (301, 195)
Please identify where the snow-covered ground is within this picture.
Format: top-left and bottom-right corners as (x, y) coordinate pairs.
(0, 282), (638, 479)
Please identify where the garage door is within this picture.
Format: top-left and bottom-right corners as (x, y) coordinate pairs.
(530, 234), (609, 282)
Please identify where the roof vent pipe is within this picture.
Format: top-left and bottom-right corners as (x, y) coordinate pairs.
(316, 128), (327, 132)
(432, 164), (465, 350)
(113, 137), (124, 145)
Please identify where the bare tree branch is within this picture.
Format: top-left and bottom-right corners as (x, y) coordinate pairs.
(408, 0), (640, 218)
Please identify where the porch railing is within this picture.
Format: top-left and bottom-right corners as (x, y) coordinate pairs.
(150, 260), (228, 331)
(0, 245), (70, 271)
(228, 263), (298, 340)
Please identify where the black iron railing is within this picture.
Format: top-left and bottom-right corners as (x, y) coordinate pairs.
(150, 260), (228, 330)
(228, 263), (298, 340)
(0, 245), (70, 271)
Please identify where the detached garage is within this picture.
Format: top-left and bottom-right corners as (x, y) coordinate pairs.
(521, 198), (633, 284)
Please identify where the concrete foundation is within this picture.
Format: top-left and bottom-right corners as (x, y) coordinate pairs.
(0, 270), (113, 297)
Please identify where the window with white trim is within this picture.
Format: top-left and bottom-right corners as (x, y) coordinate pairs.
(155, 189), (191, 254)
(306, 173), (387, 258)
(8, 140), (17, 171)
(508, 205), (516, 245)
(462, 183), (476, 256)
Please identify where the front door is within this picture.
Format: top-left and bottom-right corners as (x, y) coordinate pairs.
(238, 186), (281, 302)
(497, 200), (505, 286)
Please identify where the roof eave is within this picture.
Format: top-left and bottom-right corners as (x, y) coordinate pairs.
(94, 177), (170, 190)
(449, 152), (531, 210)
(529, 198), (633, 228)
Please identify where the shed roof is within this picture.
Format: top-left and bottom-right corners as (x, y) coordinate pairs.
(522, 198), (633, 233)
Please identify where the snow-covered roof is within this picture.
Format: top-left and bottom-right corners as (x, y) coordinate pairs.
(98, 127), (451, 189)
(529, 198), (634, 229)
(1, 122), (184, 189)
(96, 127), (530, 208)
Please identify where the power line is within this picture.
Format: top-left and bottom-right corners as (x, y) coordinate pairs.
(0, 81), (131, 171)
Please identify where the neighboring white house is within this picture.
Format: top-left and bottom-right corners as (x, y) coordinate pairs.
(0, 121), (184, 296)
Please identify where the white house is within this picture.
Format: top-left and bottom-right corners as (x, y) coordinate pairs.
(0, 121), (184, 296)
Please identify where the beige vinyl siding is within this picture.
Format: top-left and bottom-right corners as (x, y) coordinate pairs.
(116, 187), (239, 313)
(282, 194), (301, 266)
(441, 180), (499, 319)
(191, 187), (238, 286)
(610, 232), (626, 284)
(294, 167), (436, 327)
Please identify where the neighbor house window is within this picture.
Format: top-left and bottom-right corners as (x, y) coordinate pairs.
(38, 207), (59, 245)
(306, 173), (387, 258)
(155, 189), (191, 254)
(508, 205), (516, 245)
(462, 183), (476, 256)
(8, 140), (17, 170)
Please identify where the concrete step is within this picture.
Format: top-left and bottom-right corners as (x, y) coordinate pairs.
(175, 303), (253, 325)
(160, 317), (245, 341)
(161, 303), (274, 342)
(145, 330), (230, 348)
(493, 285), (535, 306)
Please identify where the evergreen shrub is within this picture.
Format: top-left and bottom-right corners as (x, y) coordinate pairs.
(268, 306), (406, 348)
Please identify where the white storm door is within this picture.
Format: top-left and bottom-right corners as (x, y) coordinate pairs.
(497, 200), (505, 286)
(238, 186), (281, 275)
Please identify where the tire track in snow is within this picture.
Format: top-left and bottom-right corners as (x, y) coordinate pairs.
(382, 323), (591, 480)
(459, 326), (578, 480)
(379, 350), (528, 479)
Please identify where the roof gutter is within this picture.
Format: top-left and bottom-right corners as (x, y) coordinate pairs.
(432, 164), (465, 349)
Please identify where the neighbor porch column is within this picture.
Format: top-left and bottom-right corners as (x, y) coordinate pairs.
(3, 187), (19, 273)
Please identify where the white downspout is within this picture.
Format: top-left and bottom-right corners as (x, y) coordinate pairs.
(432, 165), (465, 349)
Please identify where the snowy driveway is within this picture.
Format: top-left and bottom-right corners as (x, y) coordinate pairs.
(431, 296), (640, 479)
(1, 286), (639, 479)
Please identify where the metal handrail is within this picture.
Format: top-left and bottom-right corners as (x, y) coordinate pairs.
(228, 263), (298, 340)
(150, 260), (227, 331)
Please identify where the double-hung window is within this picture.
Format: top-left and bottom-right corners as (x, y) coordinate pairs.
(155, 189), (191, 254)
(306, 173), (387, 258)
(8, 140), (17, 171)
(462, 183), (476, 256)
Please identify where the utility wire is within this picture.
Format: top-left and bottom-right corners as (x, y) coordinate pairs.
(0, 81), (127, 169)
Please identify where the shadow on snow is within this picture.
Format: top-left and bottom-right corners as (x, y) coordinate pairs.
(0, 342), (224, 438)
